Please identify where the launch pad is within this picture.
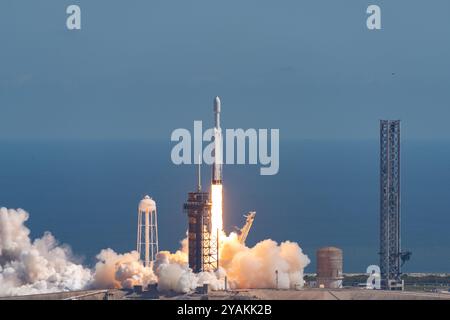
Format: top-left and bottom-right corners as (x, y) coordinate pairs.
(4, 286), (450, 301)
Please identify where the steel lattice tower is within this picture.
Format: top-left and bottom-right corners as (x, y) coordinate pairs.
(379, 120), (402, 290)
(184, 163), (219, 273)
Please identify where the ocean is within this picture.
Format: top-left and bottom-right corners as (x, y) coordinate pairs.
(0, 139), (449, 273)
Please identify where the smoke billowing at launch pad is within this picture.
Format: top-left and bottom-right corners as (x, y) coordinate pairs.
(0, 96), (311, 298)
(0, 208), (310, 297)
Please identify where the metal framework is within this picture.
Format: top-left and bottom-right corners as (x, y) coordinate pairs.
(379, 120), (402, 289)
(204, 221), (219, 272)
(237, 212), (256, 244)
(137, 196), (159, 267)
(184, 163), (219, 273)
(184, 191), (219, 273)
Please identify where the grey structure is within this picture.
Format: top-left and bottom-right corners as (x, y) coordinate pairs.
(379, 120), (403, 290)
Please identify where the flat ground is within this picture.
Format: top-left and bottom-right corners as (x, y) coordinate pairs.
(3, 288), (450, 300)
(217, 288), (450, 300)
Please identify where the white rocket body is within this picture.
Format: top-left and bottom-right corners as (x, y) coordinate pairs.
(212, 96), (223, 185)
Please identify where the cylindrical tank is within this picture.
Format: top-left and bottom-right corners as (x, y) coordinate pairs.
(139, 195), (156, 212)
(316, 247), (343, 289)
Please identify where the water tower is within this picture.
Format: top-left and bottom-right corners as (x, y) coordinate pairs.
(137, 195), (159, 267)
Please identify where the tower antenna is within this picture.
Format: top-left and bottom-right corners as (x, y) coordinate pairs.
(197, 154), (202, 192)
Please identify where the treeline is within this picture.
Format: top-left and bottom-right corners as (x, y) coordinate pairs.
(304, 274), (450, 287)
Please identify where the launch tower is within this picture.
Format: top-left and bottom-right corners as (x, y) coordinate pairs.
(184, 163), (219, 272)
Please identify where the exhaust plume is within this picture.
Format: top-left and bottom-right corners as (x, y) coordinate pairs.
(0, 208), (92, 296)
(0, 207), (310, 296)
(220, 232), (310, 289)
(92, 249), (156, 289)
(153, 239), (225, 293)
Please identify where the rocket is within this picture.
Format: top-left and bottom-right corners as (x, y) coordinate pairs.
(212, 96), (223, 185)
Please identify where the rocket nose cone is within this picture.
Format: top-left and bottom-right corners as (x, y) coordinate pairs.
(214, 96), (221, 113)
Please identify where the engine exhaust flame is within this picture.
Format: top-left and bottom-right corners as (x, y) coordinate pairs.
(211, 184), (223, 233)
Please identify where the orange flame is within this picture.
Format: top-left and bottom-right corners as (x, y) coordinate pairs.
(211, 184), (223, 233)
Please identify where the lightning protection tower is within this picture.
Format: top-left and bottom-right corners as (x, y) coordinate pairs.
(137, 195), (159, 267)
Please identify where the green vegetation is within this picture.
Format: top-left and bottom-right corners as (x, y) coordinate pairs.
(342, 274), (450, 292)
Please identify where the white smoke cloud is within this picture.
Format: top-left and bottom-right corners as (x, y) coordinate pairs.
(153, 248), (225, 293)
(92, 249), (157, 289)
(220, 232), (310, 289)
(0, 208), (92, 296)
(150, 232), (310, 292)
(0, 207), (310, 296)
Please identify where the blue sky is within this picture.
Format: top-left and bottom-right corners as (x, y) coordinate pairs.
(1, 0), (449, 141)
